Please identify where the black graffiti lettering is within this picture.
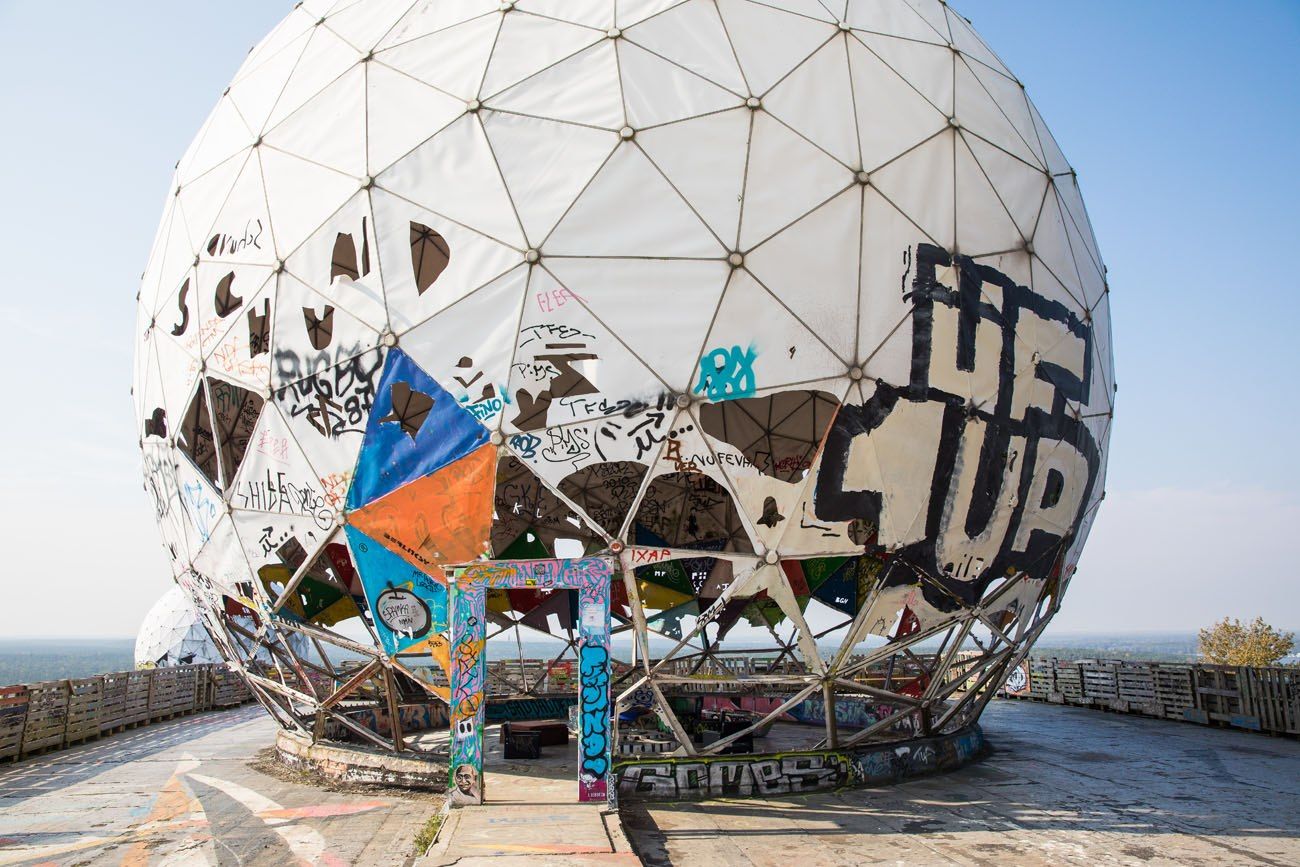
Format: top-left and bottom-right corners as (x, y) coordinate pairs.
(813, 243), (1100, 608)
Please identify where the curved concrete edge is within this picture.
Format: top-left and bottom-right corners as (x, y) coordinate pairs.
(613, 724), (986, 803)
(274, 728), (447, 792)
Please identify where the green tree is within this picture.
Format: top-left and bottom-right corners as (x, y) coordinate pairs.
(1198, 617), (1295, 667)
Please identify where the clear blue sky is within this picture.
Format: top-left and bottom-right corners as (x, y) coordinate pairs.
(0, 1), (1295, 637)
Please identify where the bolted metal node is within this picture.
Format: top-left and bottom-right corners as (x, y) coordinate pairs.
(674, 393), (691, 410)
(746, 96), (761, 110)
(948, 116), (961, 129)
(609, 539), (626, 553)
(273, 259), (284, 274)
(489, 430), (505, 446)
(856, 170), (870, 185)
(361, 175), (374, 190)
(466, 99), (481, 113)
(619, 126), (635, 140)
(381, 330), (398, 347)
(728, 251), (744, 268)
(763, 549), (779, 565)
(849, 366), (864, 381)
(838, 21), (851, 32)
(524, 248), (540, 264)
(606, 27), (622, 38)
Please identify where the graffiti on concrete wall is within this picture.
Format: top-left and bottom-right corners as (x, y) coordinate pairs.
(615, 727), (986, 801)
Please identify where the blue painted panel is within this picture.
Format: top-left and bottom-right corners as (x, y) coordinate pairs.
(346, 347), (489, 510)
(345, 525), (448, 656)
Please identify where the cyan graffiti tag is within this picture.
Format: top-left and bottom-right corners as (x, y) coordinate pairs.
(579, 643), (610, 781)
(694, 345), (757, 401)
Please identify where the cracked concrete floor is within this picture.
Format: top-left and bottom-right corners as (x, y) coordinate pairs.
(0, 705), (438, 866)
(621, 699), (1300, 866)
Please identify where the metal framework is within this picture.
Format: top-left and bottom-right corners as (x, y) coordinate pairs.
(134, 0), (1113, 802)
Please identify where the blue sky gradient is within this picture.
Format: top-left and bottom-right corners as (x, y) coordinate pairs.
(0, 2), (1295, 637)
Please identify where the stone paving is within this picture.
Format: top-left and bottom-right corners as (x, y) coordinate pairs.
(0, 704), (437, 866)
(417, 722), (637, 866)
(622, 699), (1300, 866)
(3, 698), (1299, 865)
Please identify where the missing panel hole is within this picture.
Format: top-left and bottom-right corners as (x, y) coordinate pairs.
(410, 221), (450, 294)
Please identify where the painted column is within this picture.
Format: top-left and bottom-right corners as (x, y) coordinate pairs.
(575, 558), (612, 804)
(448, 577), (487, 805)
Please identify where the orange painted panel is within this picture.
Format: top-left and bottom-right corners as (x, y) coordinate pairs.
(348, 444), (496, 575)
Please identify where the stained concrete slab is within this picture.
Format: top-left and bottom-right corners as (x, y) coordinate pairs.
(0, 705), (439, 866)
(622, 699), (1300, 866)
(417, 722), (638, 865)
(5, 698), (1298, 865)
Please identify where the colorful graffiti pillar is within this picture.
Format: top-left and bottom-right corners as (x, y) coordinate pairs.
(448, 557), (613, 805)
(574, 559), (613, 804)
(448, 576), (487, 805)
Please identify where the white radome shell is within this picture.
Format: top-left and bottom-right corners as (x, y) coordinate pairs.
(133, 0), (1112, 736)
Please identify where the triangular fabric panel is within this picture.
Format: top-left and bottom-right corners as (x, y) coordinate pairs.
(624, 0), (747, 95)
(545, 257), (732, 393)
(263, 65), (367, 178)
(365, 60), (467, 175)
(618, 39), (743, 129)
(377, 113), (526, 248)
(715, 0), (837, 96)
(762, 38), (858, 167)
(481, 111), (619, 245)
(346, 347), (491, 509)
(547, 142), (724, 257)
(376, 1), (501, 52)
(261, 148), (362, 260)
(348, 444), (497, 570)
(374, 13), (501, 100)
(345, 525), (450, 656)
(739, 111), (851, 250)
(400, 264), (530, 426)
(480, 13), (604, 98)
(486, 42), (625, 130)
(636, 108), (751, 247)
(745, 187), (862, 362)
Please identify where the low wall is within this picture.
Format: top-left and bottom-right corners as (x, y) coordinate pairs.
(1006, 658), (1299, 736)
(275, 728), (445, 790)
(346, 694), (579, 738)
(0, 664), (252, 762)
(614, 725), (985, 802)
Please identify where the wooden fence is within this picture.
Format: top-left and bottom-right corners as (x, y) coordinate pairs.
(0, 664), (252, 762)
(1006, 658), (1299, 736)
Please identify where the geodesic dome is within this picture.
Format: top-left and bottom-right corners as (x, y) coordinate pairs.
(133, 0), (1112, 787)
(135, 586), (225, 668)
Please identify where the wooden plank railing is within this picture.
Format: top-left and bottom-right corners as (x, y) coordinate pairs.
(0, 664), (252, 763)
(1003, 658), (1299, 736)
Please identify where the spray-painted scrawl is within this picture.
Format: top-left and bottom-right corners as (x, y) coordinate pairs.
(134, 0), (1112, 805)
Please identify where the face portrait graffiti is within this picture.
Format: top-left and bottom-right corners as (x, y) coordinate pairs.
(452, 764), (480, 803)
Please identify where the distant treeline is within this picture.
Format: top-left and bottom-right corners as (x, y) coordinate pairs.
(1029, 645), (1197, 663)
